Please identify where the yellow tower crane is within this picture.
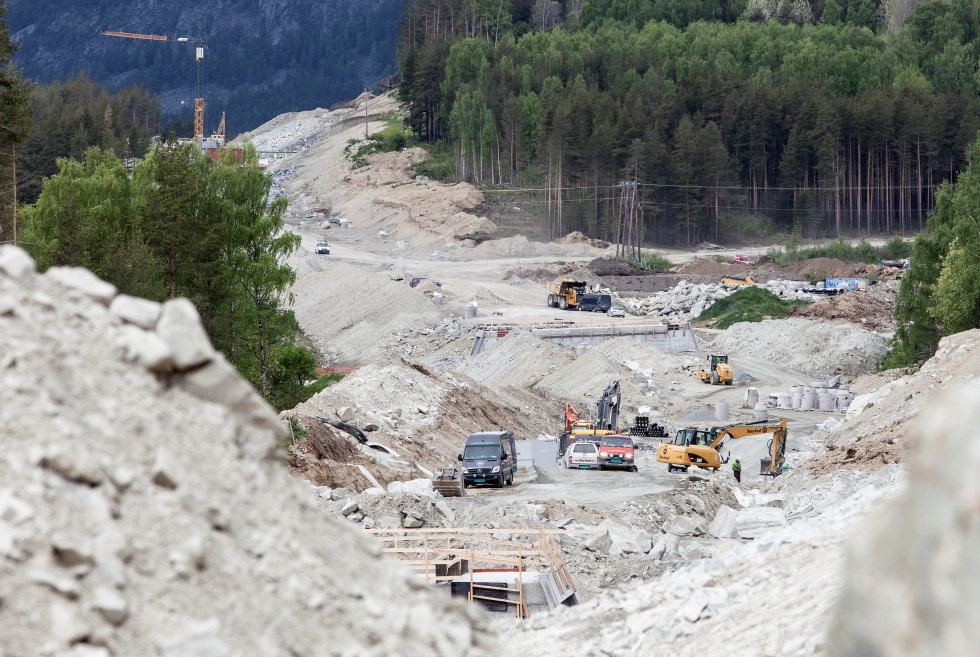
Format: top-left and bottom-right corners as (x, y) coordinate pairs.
(102, 30), (207, 144)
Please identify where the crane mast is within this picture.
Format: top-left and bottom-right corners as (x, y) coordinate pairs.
(102, 30), (207, 144)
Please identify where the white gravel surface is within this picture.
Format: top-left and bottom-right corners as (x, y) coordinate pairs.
(708, 318), (889, 376)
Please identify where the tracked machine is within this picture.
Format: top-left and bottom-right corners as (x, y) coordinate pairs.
(657, 417), (788, 476)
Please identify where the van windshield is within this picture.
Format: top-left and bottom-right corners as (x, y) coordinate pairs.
(463, 444), (501, 460)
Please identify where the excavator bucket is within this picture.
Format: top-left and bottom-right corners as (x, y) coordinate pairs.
(432, 468), (466, 497)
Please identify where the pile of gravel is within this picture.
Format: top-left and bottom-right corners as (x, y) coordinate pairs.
(711, 318), (889, 376)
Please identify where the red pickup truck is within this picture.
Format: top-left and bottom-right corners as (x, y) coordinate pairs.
(597, 435), (637, 471)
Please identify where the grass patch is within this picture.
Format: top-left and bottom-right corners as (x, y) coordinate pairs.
(343, 119), (412, 168)
(305, 372), (345, 396)
(693, 286), (810, 329)
(526, 379), (542, 389)
(621, 251), (672, 272)
(409, 141), (456, 182)
(765, 237), (913, 267)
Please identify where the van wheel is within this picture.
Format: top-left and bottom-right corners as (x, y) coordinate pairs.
(506, 472), (513, 486)
(496, 475), (505, 488)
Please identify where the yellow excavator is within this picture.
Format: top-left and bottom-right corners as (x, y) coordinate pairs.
(697, 353), (733, 385)
(657, 417), (788, 476)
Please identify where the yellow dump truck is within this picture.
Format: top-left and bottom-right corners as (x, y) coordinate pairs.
(547, 280), (588, 310)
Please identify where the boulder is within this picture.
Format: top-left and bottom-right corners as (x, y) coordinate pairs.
(735, 507), (785, 539)
(155, 298), (215, 371)
(0, 245), (37, 284)
(45, 267), (117, 306)
(387, 479), (434, 497)
(584, 530), (612, 553)
(662, 514), (707, 537)
(708, 505), (739, 539)
(109, 295), (162, 330)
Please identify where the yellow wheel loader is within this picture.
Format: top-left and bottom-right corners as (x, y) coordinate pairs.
(547, 279), (588, 310)
(657, 417), (788, 476)
(697, 353), (733, 385)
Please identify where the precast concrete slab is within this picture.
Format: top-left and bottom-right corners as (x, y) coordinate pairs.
(470, 321), (699, 355)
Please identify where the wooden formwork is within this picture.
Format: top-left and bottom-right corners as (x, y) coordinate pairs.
(365, 528), (585, 617)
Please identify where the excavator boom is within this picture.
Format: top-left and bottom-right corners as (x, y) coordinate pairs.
(657, 417), (788, 476)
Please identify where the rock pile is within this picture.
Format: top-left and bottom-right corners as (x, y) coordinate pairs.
(708, 318), (889, 376)
(620, 280), (823, 321)
(0, 246), (491, 657)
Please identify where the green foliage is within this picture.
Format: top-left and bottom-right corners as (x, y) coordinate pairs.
(409, 141), (457, 182)
(23, 141), (303, 403)
(889, 132), (980, 367)
(625, 251), (672, 272)
(344, 120), (412, 167)
(693, 286), (810, 329)
(398, 0), (980, 246)
(269, 344), (318, 411)
(21, 75), (159, 204)
(766, 238), (905, 266)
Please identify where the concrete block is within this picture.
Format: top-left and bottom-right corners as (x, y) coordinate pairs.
(340, 501), (359, 516)
(709, 505), (739, 539)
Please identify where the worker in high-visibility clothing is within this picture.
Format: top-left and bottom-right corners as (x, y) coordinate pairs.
(732, 458), (742, 483)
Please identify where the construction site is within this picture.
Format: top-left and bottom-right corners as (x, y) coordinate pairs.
(1, 91), (977, 657)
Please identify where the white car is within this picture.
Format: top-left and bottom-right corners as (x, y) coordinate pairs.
(563, 441), (599, 469)
(315, 241), (330, 255)
(607, 306), (626, 317)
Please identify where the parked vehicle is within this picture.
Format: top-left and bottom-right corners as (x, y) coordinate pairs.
(607, 305), (626, 317)
(597, 434), (637, 471)
(458, 431), (517, 488)
(733, 254), (754, 265)
(563, 441), (599, 469)
(577, 293), (612, 312)
(315, 241), (330, 254)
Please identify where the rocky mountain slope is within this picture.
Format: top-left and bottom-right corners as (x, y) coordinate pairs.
(7, 0), (400, 131)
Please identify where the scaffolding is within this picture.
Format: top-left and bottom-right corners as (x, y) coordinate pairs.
(365, 528), (581, 618)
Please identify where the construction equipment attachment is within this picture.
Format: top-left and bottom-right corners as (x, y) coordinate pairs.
(432, 468), (466, 497)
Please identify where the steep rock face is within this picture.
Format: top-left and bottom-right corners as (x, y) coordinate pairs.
(8, 0), (401, 130)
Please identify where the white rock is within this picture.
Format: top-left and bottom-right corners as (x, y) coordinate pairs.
(45, 266), (117, 305)
(387, 479), (434, 497)
(340, 501), (359, 516)
(0, 245), (36, 284)
(735, 507), (785, 539)
(116, 325), (173, 372)
(109, 294), (162, 329)
(92, 586), (128, 625)
(155, 298), (215, 371)
(709, 505), (739, 539)
(150, 448), (180, 490)
(337, 406), (355, 422)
